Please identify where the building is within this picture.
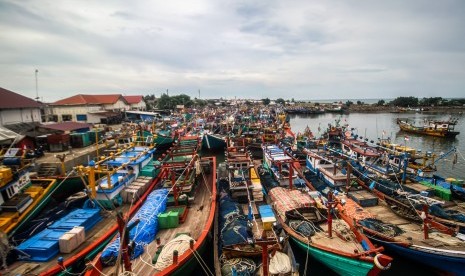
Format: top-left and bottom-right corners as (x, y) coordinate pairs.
(48, 94), (143, 124)
(123, 95), (146, 110)
(0, 87), (42, 127)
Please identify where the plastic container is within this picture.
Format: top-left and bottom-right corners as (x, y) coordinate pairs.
(168, 211), (179, 228)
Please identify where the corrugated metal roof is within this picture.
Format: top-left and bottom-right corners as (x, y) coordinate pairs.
(40, 122), (92, 132)
(0, 87), (42, 109)
(51, 94), (126, 105)
(0, 126), (23, 144)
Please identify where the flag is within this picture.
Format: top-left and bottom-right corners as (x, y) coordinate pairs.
(404, 136), (409, 141)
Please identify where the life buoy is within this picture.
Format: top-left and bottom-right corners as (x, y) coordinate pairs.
(374, 254), (391, 270)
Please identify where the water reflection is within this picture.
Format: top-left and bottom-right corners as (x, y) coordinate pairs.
(289, 112), (465, 179)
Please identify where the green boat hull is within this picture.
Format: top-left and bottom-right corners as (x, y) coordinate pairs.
(52, 176), (86, 202)
(291, 236), (373, 276)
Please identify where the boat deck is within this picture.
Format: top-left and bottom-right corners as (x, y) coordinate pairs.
(102, 164), (214, 275)
(6, 204), (130, 275)
(362, 200), (465, 252)
(311, 220), (365, 254)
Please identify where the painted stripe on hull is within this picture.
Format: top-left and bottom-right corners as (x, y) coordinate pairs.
(292, 237), (373, 276)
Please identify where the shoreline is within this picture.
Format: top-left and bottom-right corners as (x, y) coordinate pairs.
(347, 105), (465, 114)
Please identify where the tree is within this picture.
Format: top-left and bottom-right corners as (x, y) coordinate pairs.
(157, 94), (172, 109)
(356, 100), (364, 105)
(276, 98), (285, 105)
(390, 97), (418, 107)
(345, 100), (353, 107)
(377, 99), (385, 106)
(262, 98), (271, 105)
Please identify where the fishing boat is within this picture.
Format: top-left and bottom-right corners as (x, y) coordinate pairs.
(396, 118), (460, 138)
(341, 171), (465, 275)
(262, 145), (305, 188)
(304, 148), (357, 189)
(214, 145), (298, 276)
(266, 184), (392, 276)
(202, 131), (227, 151)
(257, 146), (393, 275)
(1, 143), (161, 275)
(352, 167), (465, 234)
(0, 148), (60, 240)
(85, 136), (218, 276)
(303, 151), (465, 275)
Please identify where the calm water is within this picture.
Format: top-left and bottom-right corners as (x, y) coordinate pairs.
(290, 112), (465, 179)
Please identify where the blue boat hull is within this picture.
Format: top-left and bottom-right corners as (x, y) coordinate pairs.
(378, 239), (465, 276)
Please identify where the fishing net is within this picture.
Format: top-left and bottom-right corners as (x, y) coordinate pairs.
(289, 220), (316, 237)
(219, 192), (251, 247)
(429, 204), (465, 223)
(100, 189), (168, 266)
(359, 218), (404, 237)
(221, 257), (257, 276)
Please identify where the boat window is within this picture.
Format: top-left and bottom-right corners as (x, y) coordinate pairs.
(7, 186), (15, 198)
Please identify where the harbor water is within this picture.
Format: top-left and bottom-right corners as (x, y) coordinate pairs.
(290, 112), (465, 180)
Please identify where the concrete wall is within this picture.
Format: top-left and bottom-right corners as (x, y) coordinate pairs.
(0, 108), (41, 126)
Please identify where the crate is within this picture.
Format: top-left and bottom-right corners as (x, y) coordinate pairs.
(262, 217), (277, 231)
(59, 233), (78, 253)
(68, 226), (86, 244)
(158, 213), (169, 229)
(168, 211), (179, 228)
(348, 190), (378, 207)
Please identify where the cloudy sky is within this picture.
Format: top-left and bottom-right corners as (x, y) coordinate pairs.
(1, 0), (464, 102)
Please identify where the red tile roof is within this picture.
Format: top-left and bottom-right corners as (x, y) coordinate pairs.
(123, 95), (144, 104)
(40, 122), (92, 132)
(0, 87), (42, 109)
(51, 94), (126, 105)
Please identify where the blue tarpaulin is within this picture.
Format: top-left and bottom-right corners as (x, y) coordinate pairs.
(100, 189), (168, 266)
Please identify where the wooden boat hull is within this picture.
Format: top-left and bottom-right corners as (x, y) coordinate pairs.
(398, 123), (459, 138)
(3, 178), (58, 238)
(50, 176), (86, 202)
(202, 133), (226, 150)
(377, 239), (465, 276)
(39, 170), (168, 276)
(291, 237), (375, 276)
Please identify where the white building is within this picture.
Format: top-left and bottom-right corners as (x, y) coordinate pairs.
(0, 87), (42, 127)
(48, 94), (135, 124)
(123, 95), (146, 110)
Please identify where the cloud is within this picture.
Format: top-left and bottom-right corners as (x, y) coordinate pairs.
(0, 0), (464, 101)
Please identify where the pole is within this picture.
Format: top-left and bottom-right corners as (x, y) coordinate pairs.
(289, 162), (293, 189)
(346, 162), (352, 191)
(327, 191), (333, 238)
(35, 69), (39, 101)
(422, 205), (429, 239)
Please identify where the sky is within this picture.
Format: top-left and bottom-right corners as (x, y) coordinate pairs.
(1, 0), (465, 102)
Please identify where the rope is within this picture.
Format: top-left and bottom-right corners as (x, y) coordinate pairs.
(89, 263), (111, 276)
(303, 237), (310, 276)
(456, 148), (465, 162)
(190, 248), (215, 276)
(153, 235), (193, 271)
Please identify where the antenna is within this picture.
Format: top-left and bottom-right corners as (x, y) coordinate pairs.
(35, 69), (39, 101)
